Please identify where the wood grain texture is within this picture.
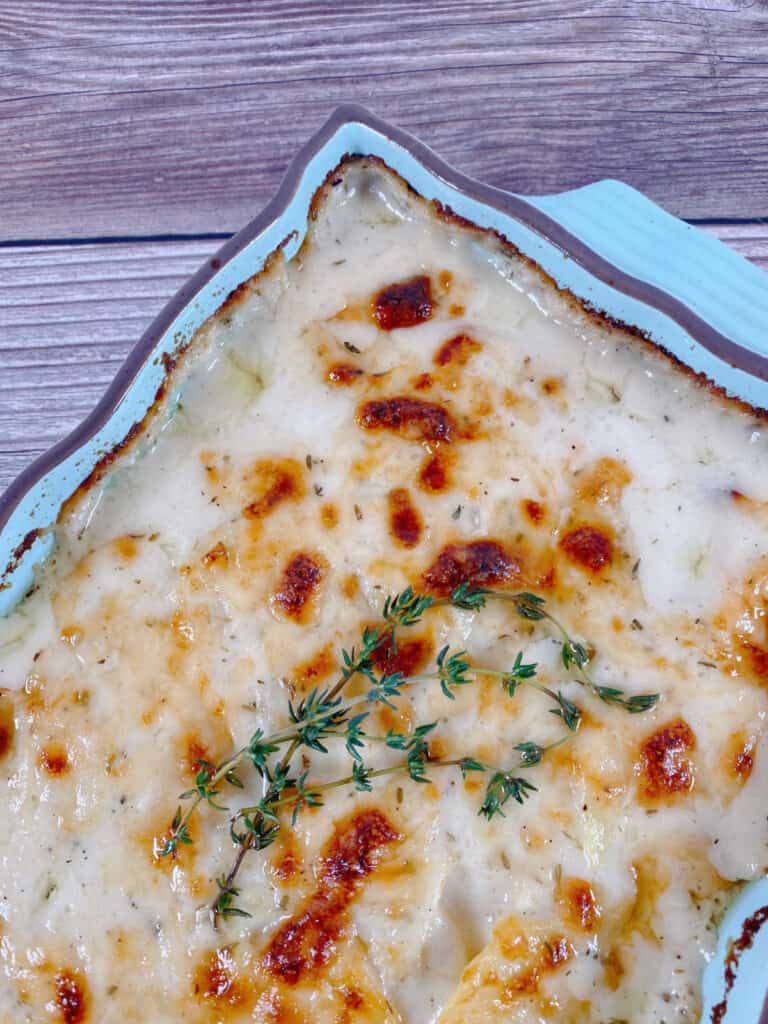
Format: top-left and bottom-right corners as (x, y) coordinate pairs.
(0, 239), (214, 480)
(0, 226), (766, 490)
(1, 0), (767, 241)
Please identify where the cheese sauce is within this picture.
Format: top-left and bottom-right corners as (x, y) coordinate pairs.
(1, 159), (767, 1023)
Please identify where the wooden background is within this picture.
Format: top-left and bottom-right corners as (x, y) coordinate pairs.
(1, 0), (767, 490)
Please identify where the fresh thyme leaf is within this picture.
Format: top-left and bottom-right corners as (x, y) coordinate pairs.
(352, 761), (373, 792)
(625, 693), (661, 713)
(366, 671), (406, 709)
(230, 813), (279, 850)
(459, 757), (486, 777)
(502, 651), (538, 697)
(480, 772), (538, 819)
(224, 769), (244, 789)
(160, 580), (662, 903)
(247, 730), (281, 776)
(449, 582), (489, 611)
(287, 688), (349, 752)
(340, 624), (383, 683)
(384, 727), (409, 750)
(510, 651), (537, 679)
(436, 645), (472, 700)
(383, 585), (433, 629)
(214, 875), (252, 919)
(514, 741), (544, 767)
(345, 712), (369, 761)
(550, 691), (581, 732)
(511, 592), (547, 621)
(184, 759), (228, 811)
(406, 723), (437, 783)
(160, 814), (192, 858)
(595, 686), (660, 713)
(290, 770), (324, 824)
(561, 639), (590, 671)
(407, 748), (430, 783)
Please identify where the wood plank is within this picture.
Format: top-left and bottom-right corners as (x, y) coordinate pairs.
(1, 224), (767, 490)
(0, 239), (215, 477)
(1, 0), (767, 241)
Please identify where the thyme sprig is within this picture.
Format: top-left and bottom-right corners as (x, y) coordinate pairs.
(227, 734), (568, 838)
(157, 581), (661, 921)
(446, 584), (660, 714)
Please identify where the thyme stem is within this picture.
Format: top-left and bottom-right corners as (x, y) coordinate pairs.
(157, 581), (661, 920)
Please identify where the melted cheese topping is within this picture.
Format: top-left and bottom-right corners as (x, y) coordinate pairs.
(2, 159), (768, 1024)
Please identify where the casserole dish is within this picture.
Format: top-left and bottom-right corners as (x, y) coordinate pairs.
(1, 105), (767, 1022)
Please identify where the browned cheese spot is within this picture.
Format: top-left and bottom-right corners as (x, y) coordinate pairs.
(262, 809), (401, 984)
(387, 488), (424, 548)
(341, 987), (364, 1009)
(522, 499), (546, 525)
(717, 564), (768, 687)
(544, 936), (573, 970)
(371, 632), (432, 678)
(424, 540), (520, 595)
(372, 275), (434, 330)
(40, 743), (70, 777)
(560, 524), (614, 573)
(270, 834), (303, 885)
(292, 643), (337, 691)
(243, 458), (305, 521)
(357, 396), (456, 444)
(60, 625), (83, 647)
(491, 918), (573, 999)
(113, 535), (139, 561)
(53, 969), (89, 1024)
(171, 610), (196, 650)
(725, 731), (757, 784)
(434, 333), (482, 367)
(559, 878), (602, 932)
(180, 735), (213, 779)
(193, 947), (247, 1011)
(540, 376), (562, 396)
(320, 502), (339, 529)
(202, 541), (229, 568)
(272, 552), (327, 622)
(575, 457), (632, 506)
(0, 697), (14, 762)
(418, 449), (455, 493)
(412, 372), (434, 391)
(326, 363), (364, 386)
(639, 718), (696, 802)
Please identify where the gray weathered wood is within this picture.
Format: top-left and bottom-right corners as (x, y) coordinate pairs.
(1, 0), (767, 241)
(0, 226), (766, 490)
(0, 239), (214, 480)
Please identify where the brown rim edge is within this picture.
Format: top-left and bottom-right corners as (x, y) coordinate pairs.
(1, 102), (767, 565)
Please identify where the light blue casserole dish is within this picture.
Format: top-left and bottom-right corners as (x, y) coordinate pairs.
(1, 105), (767, 1022)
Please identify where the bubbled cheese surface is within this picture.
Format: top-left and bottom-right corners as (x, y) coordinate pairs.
(1, 159), (768, 1024)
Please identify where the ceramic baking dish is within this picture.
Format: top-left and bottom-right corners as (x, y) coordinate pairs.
(1, 104), (767, 1022)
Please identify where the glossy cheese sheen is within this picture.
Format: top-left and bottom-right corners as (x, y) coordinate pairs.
(1, 160), (768, 1023)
